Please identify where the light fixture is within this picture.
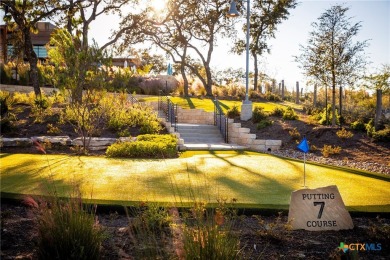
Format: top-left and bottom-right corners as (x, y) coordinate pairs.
(227, 1), (240, 17)
(227, 0), (253, 120)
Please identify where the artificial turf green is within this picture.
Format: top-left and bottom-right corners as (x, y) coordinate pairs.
(1, 152), (389, 212)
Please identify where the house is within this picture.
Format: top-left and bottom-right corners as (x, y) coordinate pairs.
(0, 21), (56, 63)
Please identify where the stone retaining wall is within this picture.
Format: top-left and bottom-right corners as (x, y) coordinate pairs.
(1, 136), (135, 151)
(227, 119), (282, 151)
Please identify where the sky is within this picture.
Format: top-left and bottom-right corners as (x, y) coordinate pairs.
(1, 0), (389, 92)
(88, 0), (389, 92)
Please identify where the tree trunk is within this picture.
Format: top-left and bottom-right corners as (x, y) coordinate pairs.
(339, 85), (342, 125)
(24, 29), (41, 97)
(281, 80), (285, 99)
(295, 82), (299, 104)
(325, 85), (328, 125)
(375, 89), (383, 131)
(181, 63), (189, 97)
(253, 54), (258, 91)
(205, 65), (213, 96)
(313, 84), (317, 107)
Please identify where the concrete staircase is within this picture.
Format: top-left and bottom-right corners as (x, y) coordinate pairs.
(176, 123), (245, 151)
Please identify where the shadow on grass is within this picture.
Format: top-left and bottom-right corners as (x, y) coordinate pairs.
(185, 97), (196, 109)
(1, 155), (76, 197)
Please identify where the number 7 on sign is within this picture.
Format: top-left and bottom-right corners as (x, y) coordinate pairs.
(314, 202), (325, 219)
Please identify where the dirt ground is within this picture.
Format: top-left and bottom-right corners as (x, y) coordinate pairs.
(1, 201), (389, 260)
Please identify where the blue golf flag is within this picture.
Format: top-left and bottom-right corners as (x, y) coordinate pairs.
(297, 137), (309, 153)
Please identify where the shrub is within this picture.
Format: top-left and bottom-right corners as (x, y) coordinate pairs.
(126, 203), (173, 259)
(46, 123), (61, 135)
(37, 197), (105, 260)
(350, 119), (366, 131)
(283, 106), (298, 120)
(270, 107), (284, 117)
(372, 127), (390, 142)
(256, 119), (273, 129)
(365, 119), (375, 137)
(288, 127), (301, 140)
(318, 105), (339, 125)
(336, 128), (354, 140)
(183, 202), (240, 260)
(321, 145), (342, 158)
(140, 119), (162, 134)
(226, 104), (240, 118)
(252, 106), (268, 123)
(106, 134), (177, 158)
(265, 92), (281, 101)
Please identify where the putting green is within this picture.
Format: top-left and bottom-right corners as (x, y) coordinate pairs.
(1, 152), (389, 212)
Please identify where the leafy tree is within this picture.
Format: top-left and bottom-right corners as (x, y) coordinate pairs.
(296, 5), (368, 126)
(55, 0), (133, 101)
(233, 0), (297, 91)
(364, 64), (390, 130)
(1, 0), (68, 96)
(139, 50), (166, 74)
(115, 0), (235, 97)
(48, 29), (108, 98)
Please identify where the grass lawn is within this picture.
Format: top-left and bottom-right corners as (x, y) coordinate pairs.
(1, 151), (389, 212)
(141, 96), (291, 113)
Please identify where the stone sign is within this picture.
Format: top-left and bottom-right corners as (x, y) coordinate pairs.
(288, 185), (354, 231)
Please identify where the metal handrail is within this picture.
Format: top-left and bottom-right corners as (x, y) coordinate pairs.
(158, 92), (178, 132)
(214, 97), (229, 143)
(129, 95), (139, 105)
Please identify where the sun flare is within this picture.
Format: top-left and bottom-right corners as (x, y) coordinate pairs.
(151, 0), (167, 12)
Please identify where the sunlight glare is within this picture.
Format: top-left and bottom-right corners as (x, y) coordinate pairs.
(152, 0), (167, 12)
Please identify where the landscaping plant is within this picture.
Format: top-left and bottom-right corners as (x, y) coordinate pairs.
(182, 200), (241, 260)
(37, 195), (105, 260)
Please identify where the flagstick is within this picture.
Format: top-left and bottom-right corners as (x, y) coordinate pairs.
(303, 152), (306, 188)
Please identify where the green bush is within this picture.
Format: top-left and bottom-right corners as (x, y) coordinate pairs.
(365, 119), (375, 137)
(321, 145), (341, 158)
(37, 197), (105, 260)
(350, 119), (366, 131)
(252, 106), (268, 123)
(140, 119), (162, 134)
(265, 92), (281, 101)
(372, 127), (390, 142)
(283, 106), (298, 120)
(106, 134), (177, 158)
(256, 119), (273, 129)
(336, 128), (354, 140)
(270, 107), (284, 117)
(226, 104), (240, 118)
(289, 127), (301, 140)
(318, 105), (339, 125)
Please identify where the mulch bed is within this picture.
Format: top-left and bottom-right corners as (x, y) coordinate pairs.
(1, 201), (389, 259)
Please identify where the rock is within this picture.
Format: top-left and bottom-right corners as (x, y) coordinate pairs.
(288, 185), (354, 231)
(71, 137), (117, 147)
(31, 136), (71, 146)
(1, 138), (32, 147)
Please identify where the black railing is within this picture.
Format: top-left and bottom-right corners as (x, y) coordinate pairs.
(214, 97), (229, 143)
(158, 93), (178, 132)
(129, 95), (139, 105)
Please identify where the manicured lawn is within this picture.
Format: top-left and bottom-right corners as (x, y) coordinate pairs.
(1, 152), (389, 212)
(142, 96), (288, 113)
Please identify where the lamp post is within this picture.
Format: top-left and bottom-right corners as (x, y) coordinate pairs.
(227, 0), (252, 120)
